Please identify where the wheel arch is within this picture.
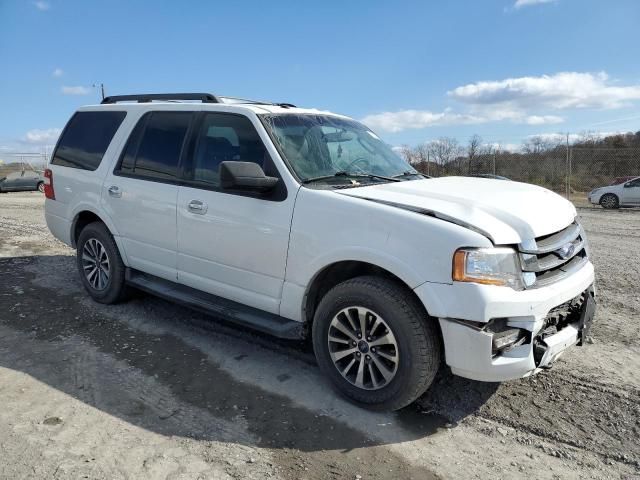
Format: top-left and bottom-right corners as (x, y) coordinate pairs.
(302, 260), (434, 331)
(70, 209), (129, 266)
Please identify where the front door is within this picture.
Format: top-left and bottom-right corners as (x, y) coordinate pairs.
(102, 111), (194, 281)
(621, 177), (640, 205)
(176, 112), (296, 314)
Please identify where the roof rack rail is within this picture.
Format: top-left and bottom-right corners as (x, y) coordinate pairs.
(218, 96), (297, 108)
(101, 93), (221, 104)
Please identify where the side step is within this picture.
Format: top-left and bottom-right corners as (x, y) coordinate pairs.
(125, 269), (305, 340)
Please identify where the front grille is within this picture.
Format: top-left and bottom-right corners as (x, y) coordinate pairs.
(519, 221), (588, 288)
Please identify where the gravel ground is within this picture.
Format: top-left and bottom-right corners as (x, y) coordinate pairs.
(0, 191), (638, 480)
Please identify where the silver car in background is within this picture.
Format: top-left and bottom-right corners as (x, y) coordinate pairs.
(588, 176), (640, 209)
(0, 170), (45, 193)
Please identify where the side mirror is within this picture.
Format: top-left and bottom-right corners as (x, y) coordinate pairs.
(219, 161), (279, 193)
(624, 182), (632, 188)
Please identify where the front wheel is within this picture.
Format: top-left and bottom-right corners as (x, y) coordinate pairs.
(37, 182), (45, 193)
(312, 276), (442, 411)
(600, 193), (619, 209)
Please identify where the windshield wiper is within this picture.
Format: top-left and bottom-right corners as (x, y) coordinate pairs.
(393, 171), (431, 179)
(302, 171), (401, 184)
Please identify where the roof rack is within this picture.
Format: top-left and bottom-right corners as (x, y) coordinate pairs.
(218, 96), (296, 108)
(101, 93), (221, 104)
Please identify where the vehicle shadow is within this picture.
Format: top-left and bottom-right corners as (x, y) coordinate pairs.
(0, 255), (499, 453)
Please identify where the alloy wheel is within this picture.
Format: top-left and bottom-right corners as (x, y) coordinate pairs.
(601, 194), (617, 209)
(81, 238), (110, 290)
(327, 306), (399, 390)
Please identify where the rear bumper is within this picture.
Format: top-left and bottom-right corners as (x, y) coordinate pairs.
(45, 210), (72, 246)
(415, 261), (596, 382)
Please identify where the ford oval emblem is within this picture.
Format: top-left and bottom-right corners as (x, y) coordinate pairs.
(555, 242), (576, 260)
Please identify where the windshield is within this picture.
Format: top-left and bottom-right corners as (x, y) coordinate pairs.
(261, 114), (416, 184)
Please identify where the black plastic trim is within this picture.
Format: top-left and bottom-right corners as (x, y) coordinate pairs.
(102, 93), (220, 104)
(126, 269), (304, 340)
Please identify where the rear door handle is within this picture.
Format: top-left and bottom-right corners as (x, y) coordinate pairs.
(187, 200), (207, 214)
(108, 185), (121, 198)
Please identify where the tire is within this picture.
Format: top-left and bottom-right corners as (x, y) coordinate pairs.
(76, 221), (130, 304)
(312, 275), (442, 411)
(37, 182), (45, 193)
(600, 193), (619, 209)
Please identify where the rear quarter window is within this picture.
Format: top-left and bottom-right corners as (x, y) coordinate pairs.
(51, 111), (126, 170)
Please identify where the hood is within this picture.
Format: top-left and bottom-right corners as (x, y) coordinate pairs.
(338, 177), (576, 245)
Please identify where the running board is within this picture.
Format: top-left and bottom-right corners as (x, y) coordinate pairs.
(125, 269), (304, 340)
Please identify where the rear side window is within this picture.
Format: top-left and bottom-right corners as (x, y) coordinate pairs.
(51, 111), (126, 170)
(116, 111), (192, 181)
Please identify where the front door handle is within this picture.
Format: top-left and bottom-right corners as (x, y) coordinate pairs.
(108, 185), (122, 198)
(187, 200), (207, 214)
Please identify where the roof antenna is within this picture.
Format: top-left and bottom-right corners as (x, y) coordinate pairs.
(92, 83), (105, 101)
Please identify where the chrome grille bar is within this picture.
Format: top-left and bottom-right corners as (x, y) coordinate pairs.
(520, 222), (581, 254)
(519, 220), (588, 288)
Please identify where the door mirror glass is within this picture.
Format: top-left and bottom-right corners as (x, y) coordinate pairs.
(220, 161), (279, 192)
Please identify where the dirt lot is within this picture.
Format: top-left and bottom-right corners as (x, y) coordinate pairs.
(0, 191), (638, 480)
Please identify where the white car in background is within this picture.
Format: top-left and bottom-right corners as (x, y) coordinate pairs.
(588, 176), (640, 209)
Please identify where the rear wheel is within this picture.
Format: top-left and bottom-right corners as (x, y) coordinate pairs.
(312, 276), (441, 411)
(37, 182), (45, 193)
(76, 222), (130, 304)
(600, 193), (619, 209)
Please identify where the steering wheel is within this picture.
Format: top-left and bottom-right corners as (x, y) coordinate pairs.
(344, 157), (370, 172)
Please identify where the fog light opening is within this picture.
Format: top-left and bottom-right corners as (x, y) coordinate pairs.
(487, 319), (530, 356)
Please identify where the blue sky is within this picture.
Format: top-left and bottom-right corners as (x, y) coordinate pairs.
(1, 0), (639, 155)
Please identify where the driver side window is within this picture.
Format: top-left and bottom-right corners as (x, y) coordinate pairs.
(628, 178), (640, 188)
(190, 113), (267, 187)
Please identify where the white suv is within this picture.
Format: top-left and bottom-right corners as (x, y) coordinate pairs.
(44, 93), (596, 410)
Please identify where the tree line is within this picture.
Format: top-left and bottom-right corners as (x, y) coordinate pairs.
(397, 130), (640, 192)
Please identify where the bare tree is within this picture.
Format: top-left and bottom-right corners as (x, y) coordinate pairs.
(396, 145), (415, 164)
(466, 134), (482, 174)
(428, 137), (460, 166)
(522, 135), (561, 154)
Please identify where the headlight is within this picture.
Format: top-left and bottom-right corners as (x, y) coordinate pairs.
(452, 247), (524, 290)
(589, 188), (601, 195)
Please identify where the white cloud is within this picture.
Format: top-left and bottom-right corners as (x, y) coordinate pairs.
(448, 72), (640, 110)
(523, 115), (564, 125)
(33, 1), (50, 11)
(61, 85), (91, 95)
(22, 128), (61, 145)
(513, 0), (557, 8)
(52, 68), (63, 77)
(361, 71), (640, 133)
(362, 108), (564, 133)
(361, 109), (484, 133)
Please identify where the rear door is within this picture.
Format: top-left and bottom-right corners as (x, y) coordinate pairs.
(102, 111), (194, 281)
(46, 110), (128, 231)
(176, 111), (295, 314)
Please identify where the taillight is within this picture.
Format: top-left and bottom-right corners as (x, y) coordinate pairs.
(44, 168), (55, 199)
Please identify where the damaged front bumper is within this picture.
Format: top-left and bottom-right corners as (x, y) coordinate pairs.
(417, 261), (596, 382)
